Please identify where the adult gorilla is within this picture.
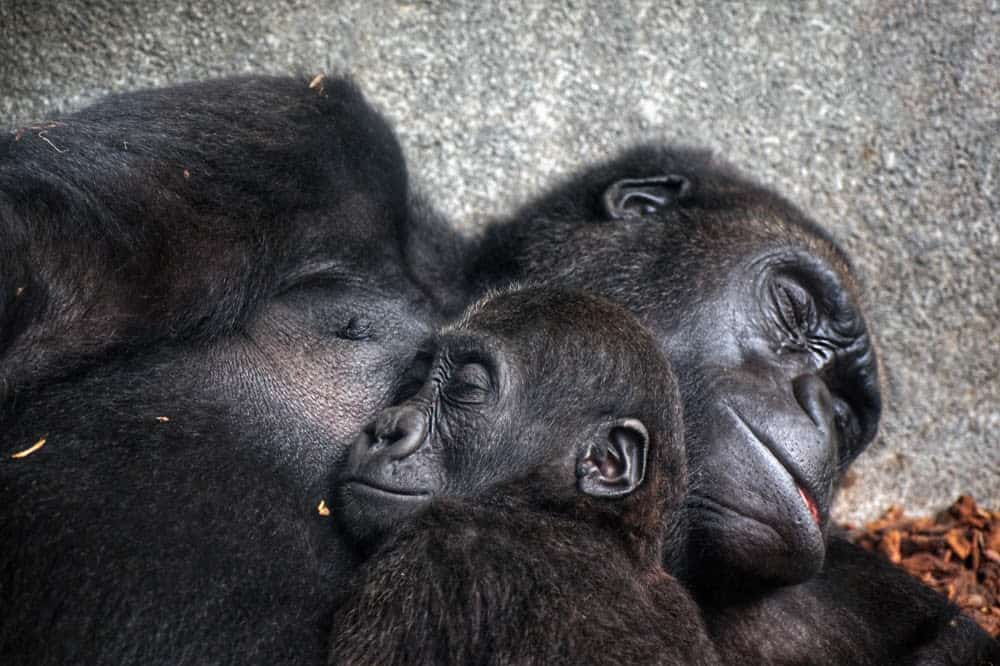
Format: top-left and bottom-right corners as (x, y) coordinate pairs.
(0, 75), (457, 664)
(457, 145), (998, 662)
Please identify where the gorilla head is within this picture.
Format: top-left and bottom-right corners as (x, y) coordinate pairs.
(330, 288), (719, 666)
(466, 145), (882, 589)
(336, 286), (685, 558)
(0, 75), (448, 663)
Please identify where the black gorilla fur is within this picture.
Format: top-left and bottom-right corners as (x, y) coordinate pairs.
(460, 145), (999, 663)
(329, 288), (718, 665)
(2, 77), (996, 663)
(706, 535), (1000, 665)
(0, 75), (461, 664)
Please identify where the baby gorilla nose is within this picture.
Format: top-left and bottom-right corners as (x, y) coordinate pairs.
(372, 405), (427, 460)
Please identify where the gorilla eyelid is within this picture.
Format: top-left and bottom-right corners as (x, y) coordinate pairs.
(443, 362), (493, 405)
(335, 316), (373, 341)
(454, 362), (492, 389)
(770, 279), (816, 342)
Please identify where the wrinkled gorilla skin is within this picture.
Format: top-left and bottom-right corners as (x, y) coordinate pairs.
(0, 76), (457, 664)
(330, 288), (718, 666)
(459, 145), (999, 662)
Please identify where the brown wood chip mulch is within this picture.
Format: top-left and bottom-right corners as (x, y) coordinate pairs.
(845, 495), (1000, 638)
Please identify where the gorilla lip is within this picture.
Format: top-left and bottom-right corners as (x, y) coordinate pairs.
(797, 485), (822, 526)
(343, 478), (432, 499)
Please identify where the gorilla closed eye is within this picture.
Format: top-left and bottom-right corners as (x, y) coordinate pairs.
(602, 175), (692, 220)
(336, 317), (373, 341)
(769, 278), (817, 345)
(444, 362), (492, 405)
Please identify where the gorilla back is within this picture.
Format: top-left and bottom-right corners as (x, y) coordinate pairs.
(0, 76), (454, 664)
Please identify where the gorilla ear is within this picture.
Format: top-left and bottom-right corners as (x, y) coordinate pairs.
(601, 175), (691, 220)
(577, 418), (648, 498)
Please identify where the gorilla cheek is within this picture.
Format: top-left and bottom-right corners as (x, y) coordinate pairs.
(279, 354), (393, 453)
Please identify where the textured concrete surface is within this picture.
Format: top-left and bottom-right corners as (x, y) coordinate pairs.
(2, 0), (997, 522)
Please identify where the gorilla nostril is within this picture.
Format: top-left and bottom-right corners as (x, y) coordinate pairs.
(792, 374), (834, 431)
(373, 406), (427, 459)
(373, 408), (397, 442)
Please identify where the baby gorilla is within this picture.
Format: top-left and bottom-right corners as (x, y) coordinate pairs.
(329, 287), (718, 665)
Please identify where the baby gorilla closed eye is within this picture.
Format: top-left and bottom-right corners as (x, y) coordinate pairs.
(329, 287), (718, 666)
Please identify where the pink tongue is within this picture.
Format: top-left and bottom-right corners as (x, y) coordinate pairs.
(797, 485), (821, 525)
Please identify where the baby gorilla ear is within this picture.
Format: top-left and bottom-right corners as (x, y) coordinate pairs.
(577, 418), (649, 498)
(601, 175), (691, 220)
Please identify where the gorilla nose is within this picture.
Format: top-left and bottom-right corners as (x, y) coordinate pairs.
(792, 375), (835, 433)
(372, 406), (427, 459)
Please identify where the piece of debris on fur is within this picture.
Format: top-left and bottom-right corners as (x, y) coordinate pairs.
(846, 495), (1000, 637)
(12, 437), (47, 459)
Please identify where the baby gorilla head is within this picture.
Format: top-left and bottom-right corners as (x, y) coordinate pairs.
(334, 286), (686, 556)
(329, 288), (715, 664)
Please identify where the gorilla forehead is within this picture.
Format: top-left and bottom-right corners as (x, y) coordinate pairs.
(447, 286), (677, 399)
(484, 146), (864, 320)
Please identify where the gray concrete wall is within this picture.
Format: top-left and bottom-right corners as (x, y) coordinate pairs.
(2, 0), (997, 522)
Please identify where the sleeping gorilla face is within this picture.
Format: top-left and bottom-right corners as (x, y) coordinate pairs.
(467, 146), (881, 588)
(335, 287), (685, 551)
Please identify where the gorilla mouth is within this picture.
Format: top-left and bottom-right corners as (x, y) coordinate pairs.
(727, 405), (825, 528)
(343, 478), (433, 500)
(797, 485), (821, 526)
(335, 479), (434, 545)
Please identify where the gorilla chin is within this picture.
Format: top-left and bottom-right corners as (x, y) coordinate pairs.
(688, 476), (828, 595)
(689, 492), (826, 591)
(336, 480), (432, 545)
